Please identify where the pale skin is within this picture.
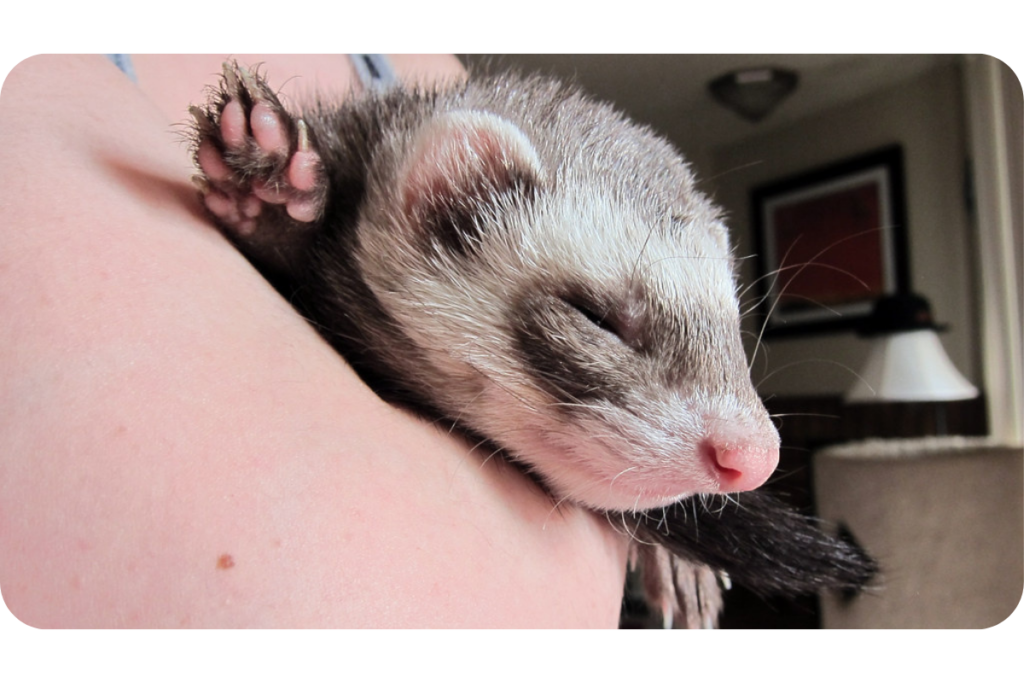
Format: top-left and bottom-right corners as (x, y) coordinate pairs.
(0, 54), (629, 628)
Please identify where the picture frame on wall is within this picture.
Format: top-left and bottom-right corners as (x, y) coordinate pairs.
(751, 144), (911, 338)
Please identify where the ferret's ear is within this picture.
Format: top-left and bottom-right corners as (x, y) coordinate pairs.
(397, 111), (546, 253)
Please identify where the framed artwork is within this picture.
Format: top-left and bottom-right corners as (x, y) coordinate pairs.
(751, 145), (910, 337)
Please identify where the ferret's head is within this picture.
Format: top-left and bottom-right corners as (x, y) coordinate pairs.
(357, 98), (779, 511)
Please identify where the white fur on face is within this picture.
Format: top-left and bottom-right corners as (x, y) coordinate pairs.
(360, 171), (777, 510)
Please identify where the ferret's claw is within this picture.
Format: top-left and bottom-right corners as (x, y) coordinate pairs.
(190, 60), (328, 259)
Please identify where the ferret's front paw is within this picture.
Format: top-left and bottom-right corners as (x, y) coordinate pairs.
(190, 61), (326, 240)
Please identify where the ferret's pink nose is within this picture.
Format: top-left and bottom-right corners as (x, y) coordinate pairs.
(702, 440), (779, 492)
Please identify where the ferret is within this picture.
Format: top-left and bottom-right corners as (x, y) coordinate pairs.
(189, 62), (877, 628)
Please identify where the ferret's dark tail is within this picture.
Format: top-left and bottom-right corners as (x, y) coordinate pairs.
(620, 490), (879, 598)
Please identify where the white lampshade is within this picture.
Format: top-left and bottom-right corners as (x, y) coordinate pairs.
(846, 329), (980, 403)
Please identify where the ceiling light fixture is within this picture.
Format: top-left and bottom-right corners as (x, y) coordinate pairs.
(708, 67), (799, 123)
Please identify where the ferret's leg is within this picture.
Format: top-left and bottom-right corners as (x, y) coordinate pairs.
(190, 61), (328, 273)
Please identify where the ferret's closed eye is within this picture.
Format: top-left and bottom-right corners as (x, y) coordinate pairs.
(561, 296), (623, 342)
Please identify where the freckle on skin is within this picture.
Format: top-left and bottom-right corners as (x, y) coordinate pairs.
(217, 553), (235, 570)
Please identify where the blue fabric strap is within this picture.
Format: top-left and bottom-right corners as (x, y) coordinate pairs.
(349, 54), (398, 90)
(105, 54), (137, 82)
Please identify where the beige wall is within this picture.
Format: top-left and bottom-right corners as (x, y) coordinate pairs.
(700, 62), (978, 397)
(963, 55), (1023, 442)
